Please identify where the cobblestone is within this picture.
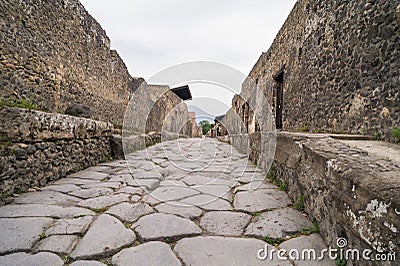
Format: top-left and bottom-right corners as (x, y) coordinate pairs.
(0, 139), (326, 264)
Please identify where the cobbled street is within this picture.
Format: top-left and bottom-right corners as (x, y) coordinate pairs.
(0, 138), (333, 265)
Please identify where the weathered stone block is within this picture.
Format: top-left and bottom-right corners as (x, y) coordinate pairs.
(65, 104), (91, 118)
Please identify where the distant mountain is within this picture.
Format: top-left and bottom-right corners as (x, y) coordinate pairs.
(187, 105), (215, 124)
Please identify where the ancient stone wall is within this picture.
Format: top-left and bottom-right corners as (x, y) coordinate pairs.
(273, 132), (399, 265)
(244, 0), (399, 139)
(145, 85), (189, 136)
(185, 112), (202, 138)
(0, 107), (113, 200)
(0, 0), (142, 125)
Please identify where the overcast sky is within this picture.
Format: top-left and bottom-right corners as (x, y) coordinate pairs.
(80, 0), (296, 116)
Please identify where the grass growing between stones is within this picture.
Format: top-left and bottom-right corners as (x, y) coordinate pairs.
(99, 258), (112, 266)
(383, 156), (391, 162)
(335, 254), (347, 266)
(39, 232), (47, 240)
(0, 98), (42, 111)
(0, 134), (12, 147)
(392, 127), (400, 143)
(330, 129), (346, 134)
(100, 154), (113, 163)
(292, 221), (321, 237)
(124, 222), (132, 229)
(293, 196), (305, 212)
(263, 236), (285, 245)
(0, 134), (14, 156)
(266, 165), (288, 191)
(71, 165), (85, 174)
(276, 181), (288, 191)
(14, 187), (27, 195)
(91, 207), (109, 213)
(288, 221), (320, 239)
(373, 132), (382, 141)
(297, 125), (309, 132)
(63, 255), (71, 264)
(0, 191), (12, 199)
(310, 221), (320, 234)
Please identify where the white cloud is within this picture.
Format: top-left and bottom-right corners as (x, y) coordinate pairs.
(80, 0), (296, 115)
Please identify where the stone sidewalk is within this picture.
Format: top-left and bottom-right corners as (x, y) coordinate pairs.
(0, 138), (334, 266)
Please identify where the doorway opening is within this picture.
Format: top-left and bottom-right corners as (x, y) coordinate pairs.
(274, 70), (284, 129)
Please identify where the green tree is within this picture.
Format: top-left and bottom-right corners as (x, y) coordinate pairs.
(199, 120), (212, 135)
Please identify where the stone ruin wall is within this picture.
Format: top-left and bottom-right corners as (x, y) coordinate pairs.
(0, 107), (113, 202)
(145, 86), (189, 136)
(186, 112), (203, 138)
(274, 133), (399, 265)
(245, 0), (399, 140)
(0, 0), (143, 125)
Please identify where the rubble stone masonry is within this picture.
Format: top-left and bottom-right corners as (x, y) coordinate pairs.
(0, 0), (142, 125)
(244, 0), (399, 140)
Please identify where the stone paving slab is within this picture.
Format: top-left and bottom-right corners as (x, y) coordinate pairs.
(193, 184), (232, 201)
(132, 170), (164, 180)
(53, 177), (98, 185)
(181, 175), (236, 187)
(158, 180), (188, 187)
(71, 214), (136, 260)
(127, 178), (160, 190)
(115, 186), (145, 195)
(133, 213), (202, 241)
(0, 217), (53, 254)
(69, 187), (114, 199)
(45, 216), (93, 236)
(234, 189), (292, 212)
(200, 211), (251, 236)
(105, 202), (154, 222)
(12, 190), (81, 205)
(144, 186), (200, 203)
(85, 165), (117, 174)
(234, 172), (266, 183)
(0, 252), (64, 266)
(279, 234), (335, 266)
(155, 202), (203, 219)
(180, 194), (233, 211)
(0, 204), (93, 218)
(42, 184), (81, 193)
(112, 241), (181, 266)
(234, 181), (277, 193)
(70, 260), (107, 266)
(77, 194), (131, 210)
(245, 208), (314, 238)
(174, 236), (291, 266)
(37, 234), (79, 255)
(68, 171), (110, 180)
(80, 181), (122, 190)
